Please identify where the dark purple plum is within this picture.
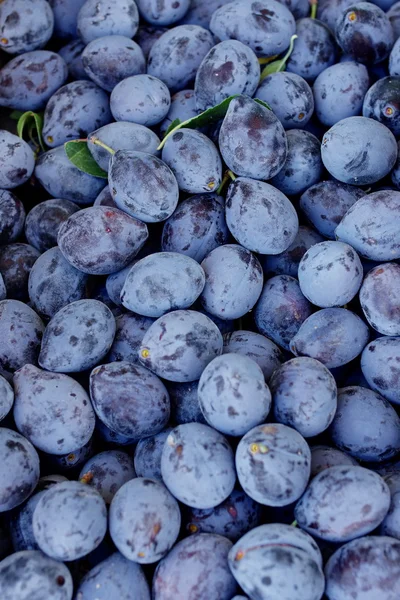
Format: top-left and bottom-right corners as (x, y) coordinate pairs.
(262, 226), (324, 278)
(78, 450), (136, 504)
(223, 330), (283, 381)
(0, 190), (25, 245)
(310, 445), (358, 477)
(363, 76), (400, 135)
(25, 199), (79, 253)
(0, 243), (39, 301)
(134, 427), (173, 481)
(286, 18), (337, 81)
(108, 312), (155, 363)
(166, 380), (205, 424)
(361, 337), (400, 405)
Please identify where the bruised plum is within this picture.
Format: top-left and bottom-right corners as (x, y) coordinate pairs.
(58, 206), (148, 275)
(139, 309), (223, 382)
(0, 300), (44, 379)
(235, 423), (311, 506)
(218, 96), (288, 181)
(290, 308), (370, 368)
(329, 386), (400, 462)
(109, 477), (181, 563)
(39, 299), (116, 373)
(294, 466), (390, 542)
(254, 275), (312, 351)
(198, 353), (272, 436)
(194, 40), (260, 112)
(89, 362), (170, 439)
(13, 364), (95, 456)
(359, 263), (400, 335)
(200, 245), (263, 321)
(0, 243), (40, 301)
(325, 535), (400, 600)
(161, 194), (229, 263)
(225, 178), (299, 255)
(109, 151), (178, 223)
(161, 423), (236, 509)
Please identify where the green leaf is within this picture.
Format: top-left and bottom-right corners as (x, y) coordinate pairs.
(163, 118), (181, 138)
(9, 110), (25, 120)
(64, 140), (108, 179)
(253, 98), (272, 111)
(158, 95), (271, 150)
(16, 111), (45, 152)
(260, 34), (298, 81)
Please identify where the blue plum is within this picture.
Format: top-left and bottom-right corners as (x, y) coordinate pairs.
(223, 330), (283, 381)
(380, 473), (400, 539)
(58, 39), (88, 80)
(166, 380), (205, 424)
(49, 0), (86, 40)
(0, 243), (40, 301)
(136, 0), (190, 25)
(0, 427), (39, 512)
(0, 0), (54, 54)
(0, 190), (25, 245)
(262, 226), (324, 278)
(0, 130), (35, 190)
(361, 336), (400, 405)
(77, 0), (139, 45)
(310, 445), (358, 477)
(25, 199), (79, 253)
(108, 312), (154, 363)
(161, 423), (236, 509)
(134, 427), (173, 481)
(78, 450), (135, 504)
(363, 75), (400, 135)
(286, 18), (337, 81)
(0, 375), (13, 422)
(110, 75), (170, 126)
(160, 89), (198, 136)
(359, 263), (400, 335)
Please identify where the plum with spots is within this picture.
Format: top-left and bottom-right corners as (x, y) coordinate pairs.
(94, 185), (116, 207)
(184, 489), (261, 542)
(0, 243), (40, 301)
(0, 190), (25, 245)
(270, 357), (337, 438)
(161, 193), (229, 262)
(0, 0), (54, 55)
(363, 76), (400, 135)
(336, 3), (394, 64)
(255, 71), (314, 129)
(0, 375), (13, 422)
(298, 241), (363, 307)
(313, 62), (370, 127)
(88, 122), (160, 173)
(13, 364), (95, 455)
(58, 39), (88, 80)
(35, 145), (106, 205)
(28, 247), (89, 319)
(82, 36), (145, 92)
(286, 18), (337, 82)
(0, 427), (40, 512)
(162, 128), (222, 194)
(153, 533), (237, 600)
(200, 244), (263, 321)
(254, 275), (312, 351)
(178, 0), (234, 28)
(106, 262), (135, 307)
(79, 450), (135, 504)
(0, 550), (73, 600)
(109, 151), (178, 223)
(0, 50), (68, 111)
(77, 0), (139, 45)
(0, 130), (35, 190)
(160, 89), (199, 136)
(330, 386), (400, 462)
(223, 330), (283, 381)
(136, 0), (190, 25)
(225, 178), (299, 255)
(89, 361), (170, 439)
(109, 477), (181, 563)
(359, 263), (400, 335)
(198, 353), (272, 436)
(135, 25), (168, 59)
(161, 423), (236, 508)
(108, 312), (154, 363)
(300, 180), (365, 240)
(380, 473), (400, 539)
(321, 117), (397, 185)
(32, 481), (107, 561)
(74, 552), (150, 600)
(390, 36), (400, 75)
(139, 309), (223, 382)
(25, 199), (79, 253)
(294, 466), (390, 542)
(235, 423), (311, 507)
(361, 337), (400, 405)
(219, 95), (288, 181)
(39, 299), (116, 373)
(325, 535), (400, 600)
(310, 445), (358, 477)
(147, 25), (214, 91)
(121, 252), (205, 317)
(388, 1), (400, 39)
(194, 40), (260, 112)
(290, 308), (370, 368)
(228, 524), (324, 600)
(270, 129), (323, 196)
(210, 0), (295, 58)
(0, 300), (44, 379)
(262, 226), (324, 278)
(110, 75), (170, 126)
(317, 0), (355, 32)
(336, 191), (400, 261)
(48, 0), (86, 41)
(58, 206), (148, 275)
(43, 80), (111, 148)
(134, 427), (173, 481)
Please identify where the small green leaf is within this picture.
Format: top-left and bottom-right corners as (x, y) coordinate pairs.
(16, 111), (45, 152)
(260, 34), (298, 81)
(64, 140), (108, 178)
(158, 95), (271, 150)
(9, 110), (25, 120)
(254, 98), (272, 111)
(163, 118), (181, 138)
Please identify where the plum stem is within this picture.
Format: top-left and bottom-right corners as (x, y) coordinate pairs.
(89, 136), (116, 155)
(310, 0), (318, 19)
